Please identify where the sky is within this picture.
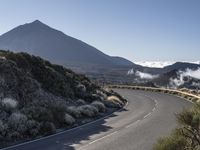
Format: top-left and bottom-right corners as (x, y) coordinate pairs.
(0, 0), (200, 62)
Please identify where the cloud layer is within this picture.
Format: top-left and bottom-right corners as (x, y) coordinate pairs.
(134, 61), (200, 68)
(127, 69), (159, 79)
(169, 68), (200, 88)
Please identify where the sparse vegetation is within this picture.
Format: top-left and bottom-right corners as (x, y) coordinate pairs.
(154, 104), (200, 150)
(78, 105), (99, 117)
(104, 95), (123, 108)
(91, 101), (106, 112)
(64, 114), (75, 125)
(0, 50), (126, 148)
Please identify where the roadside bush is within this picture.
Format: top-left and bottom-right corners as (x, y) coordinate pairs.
(64, 113), (75, 125)
(77, 99), (86, 105)
(66, 106), (82, 118)
(154, 104), (200, 150)
(76, 83), (86, 93)
(84, 93), (102, 102)
(7, 112), (28, 133)
(23, 106), (54, 123)
(1, 98), (18, 112)
(78, 105), (98, 117)
(0, 120), (7, 137)
(40, 122), (56, 135)
(48, 101), (67, 127)
(7, 131), (22, 140)
(96, 90), (107, 100)
(26, 120), (40, 137)
(153, 132), (187, 150)
(91, 101), (106, 112)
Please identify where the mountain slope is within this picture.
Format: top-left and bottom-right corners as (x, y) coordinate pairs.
(162, 62), (200, 72)
(0, 20), (134, 73)
(0, 50), (126, 148)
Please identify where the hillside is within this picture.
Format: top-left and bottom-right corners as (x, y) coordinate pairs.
(126, 62), (200, 89)
(162, 62), (200, 72)
(0, 50), (126, 148)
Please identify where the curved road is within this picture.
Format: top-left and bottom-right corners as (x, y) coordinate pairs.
(2, 89), (192, 150)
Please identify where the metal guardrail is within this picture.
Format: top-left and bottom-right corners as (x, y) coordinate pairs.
(107, 85), (200, 103)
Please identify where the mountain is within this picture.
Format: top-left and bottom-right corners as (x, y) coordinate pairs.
(0, 20), (135, 73)
(162, 62), (200, 72)
(1, 20), (199, 85)
(134, 62), (200, 75)
(151, 69), (179, 87)
(126, 62), (200, 89)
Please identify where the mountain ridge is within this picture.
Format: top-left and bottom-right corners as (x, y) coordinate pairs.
(0, 20), (135, 72)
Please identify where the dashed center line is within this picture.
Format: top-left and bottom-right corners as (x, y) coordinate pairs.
(78, 131), (118, 150)
(155, 100), (158, 107)
(144, 112), (151, 119)
(152, 107), (156, 112)
(125, 120), (141, 128)
(89, 131), (118, 145)
(78, 97), (158, 150)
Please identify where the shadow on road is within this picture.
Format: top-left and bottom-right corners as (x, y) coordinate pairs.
(4, 109), (127, 150)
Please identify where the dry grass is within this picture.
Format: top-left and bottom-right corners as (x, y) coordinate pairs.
(103, 95), (123, 108)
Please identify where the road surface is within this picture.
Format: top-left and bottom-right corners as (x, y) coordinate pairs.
(2, 89), (192, 150)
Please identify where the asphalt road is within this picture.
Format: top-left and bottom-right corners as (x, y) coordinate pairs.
(2, 89), (192, 150)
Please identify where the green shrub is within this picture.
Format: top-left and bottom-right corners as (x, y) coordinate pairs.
(0, 120), (7, 137)
(48, 101), (67, 127)
(155, 104), (200, 150)
(91, 101), (106, 112)
(7, 112), (28, 133)
(40, 122), (56, 135)
(64, 113), (75, 125)
(66, 106), (82, 118)
(1, 98), (18, 113)
(78, 105), (98, 117)
(153, 133), (186, 150)
(77, 99), (86, 105)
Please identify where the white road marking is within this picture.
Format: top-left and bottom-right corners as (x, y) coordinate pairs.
(144, 112), (151, 119)
(78, 131), (118, 150)
(155, 100), (158, 107)
(89, 131), (118, 145)
(152, 107), (156, 112)
(125, 120), (141, 128)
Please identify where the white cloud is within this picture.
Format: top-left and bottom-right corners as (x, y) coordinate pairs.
(134, 61), (175, 68)
(127, 69), (134, 75)
(169, 68), (200, 88)
(135, 71), (159, 79)
(127, 69), (159, 79)
(182, 68), (200, 79)
(134, 61), (200, 68)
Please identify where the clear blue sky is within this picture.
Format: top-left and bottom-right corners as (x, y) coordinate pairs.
(0, 0), (200, 61)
